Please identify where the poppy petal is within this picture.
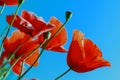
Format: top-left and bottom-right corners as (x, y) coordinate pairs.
(0, 0), (18, 6)
(25, 50), (39, 66)
(46, 17), (67, 50)
(49, 46), (67, 52)
(21, 10), (38, 26)
(72, 30), (84, 48)
(6, 15), (34, 35)
(21, 10), (54, 36)
(84, 39), (103, 62)
(10, 58), (22, 75)
(0, 51), (8, 65)
(3, 30), (31, 53)
(67, 40), (84, 69)
(87, 59), (111, 69)
(67, 30), (111, 73)
(67, 30), (85, 62)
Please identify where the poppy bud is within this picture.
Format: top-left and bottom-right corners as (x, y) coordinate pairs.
(66, 11), (72, 21)
(43, 32), (51, 40)
(18, 0), (24, 6)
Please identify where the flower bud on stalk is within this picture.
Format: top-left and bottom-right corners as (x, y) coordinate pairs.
(43, 32), (51, 40)
(66, 11), (72, 21)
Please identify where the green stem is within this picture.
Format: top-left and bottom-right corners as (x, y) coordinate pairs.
(0, 61), (7, 70)
(0, 0), (6, 14)
(17, 39), (48, 80)
(17, 19), (70, 80)
(0, 36), (30, 71)
(1, 36), (30, 80)
(19, 61), (24, 77)
(0, 2), (23, 55)
(54, 68), (71, 80)
(3, 56), (22, 80)
(48, 20), (68, 42)
(0, 26), (8, 39)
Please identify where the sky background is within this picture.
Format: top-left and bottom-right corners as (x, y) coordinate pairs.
(0, 0), (120, 80)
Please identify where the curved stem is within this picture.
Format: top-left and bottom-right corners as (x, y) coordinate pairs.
(0, 36), (30, 71)
(48, 20), (68, 42)
(18, 36), (48, 77)
(1, 36), (30, 80)
(0, 0), (6, 14)
(17, 39), (48, 80)
(54, 68), (71, 80)
(3, 56), (22, 80)
(0, 2), (23, 54)
(0, 26), (8, 39)
(19, 61), (24, 77)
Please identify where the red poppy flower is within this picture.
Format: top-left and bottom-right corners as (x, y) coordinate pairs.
(6, 10), (54, 37)
(37, 17), (67, 52)
(0, 30), (39, 75)
(0, 0), (18, 6)
(67, 30), (111, 73)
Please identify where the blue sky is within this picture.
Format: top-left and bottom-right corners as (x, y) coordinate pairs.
(0, 0), (120, 80)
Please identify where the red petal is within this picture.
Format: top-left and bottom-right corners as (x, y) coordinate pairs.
(0, 0), (18, 6)
(49, 46), (67, 52)
(14, 39), (39, 66)
(86, 59), (111, 70)
(84, 39), (102, 62)
(21, 10), (54, 36)
(10, 58), (22, 75)
(84, 39), (111, 70)
(67, 40), (84, 70)
(25, 50), (39, 66)
(6, 15), (34, 35)
(3, 30), (31, 53)
(46, 17), (67, 51)
(21, 10), (38, 25)
(67, 30), (85, 72)
(0, 51), (8, 65)
(67, 30), (111, 73)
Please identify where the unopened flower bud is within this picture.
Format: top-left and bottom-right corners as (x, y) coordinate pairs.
(66, 11), (72, 21)
(18, 0), (24, 6)
(43, 32), (51, 39)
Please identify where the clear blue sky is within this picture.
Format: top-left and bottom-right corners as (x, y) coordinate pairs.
(0, 0), (120, 80)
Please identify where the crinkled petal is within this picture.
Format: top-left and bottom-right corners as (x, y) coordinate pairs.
(21, 10), (54, 36)
(6, 15), (34, 35)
